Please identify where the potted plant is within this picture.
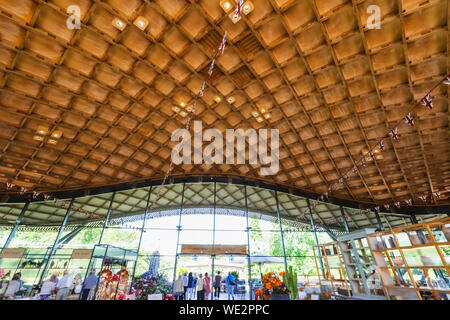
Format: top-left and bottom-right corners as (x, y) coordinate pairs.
(255, 272), (290, 300)
(131, 273), (172, 300)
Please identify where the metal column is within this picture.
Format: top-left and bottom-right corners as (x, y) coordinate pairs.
(172, 182), (185, 283)
(244, 184), (253, 300)
(98, 191), (116, 244)
(373, 209), (384, 230)
(39, 198), (74, 283)
(340, 206), (350, 233)
(2, 201), (30, 249)
(275, 190), (288, 272)
(307, 198), (325, 277)
(131, 186), (153, 280)
(211, 181), (216, 300)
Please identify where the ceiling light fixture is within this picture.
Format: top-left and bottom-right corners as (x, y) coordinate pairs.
(186, 106), (193, 113)
(256, 116), (264, 123)
(33, 135), (44, 142)
(220, 0), (234, 13)
(229, 10), (241, 24)
(264, 113), (271, 119)
(51, 130), (63, 139)
(179, 111), (187, 117)
(172, 106), (180, 113)
(214, 96), (222, 103)
(242, 1), (254, 15)
(37, 125), (49, 135)
(227, 96), (235, 104)
(180, 102), (186, 107)
(47, 139), (58, 145)
(112, 17), (126, 31)
(251, 111), (259, 117)
(133, 16), (148, 30)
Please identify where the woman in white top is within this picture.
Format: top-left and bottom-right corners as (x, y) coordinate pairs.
(39, 275), (57, 300)
(4, 274), (21, 299)
(196, 274), (205, 300)
(173, 275), (185, 300)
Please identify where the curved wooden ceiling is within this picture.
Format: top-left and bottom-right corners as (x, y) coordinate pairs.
(0, 0), (448, 207)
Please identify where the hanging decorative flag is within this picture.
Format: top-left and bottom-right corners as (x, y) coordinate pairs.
(319, 195), (324, 201)
(218, 33), (227, 55)
(405, 199), (412, 206)
(43, 194), (52, 201)
(343, 172), (350, 180)
(420, 94), (433, 110)
(443, 75), (450, 85)
(53, 197), (59, 203)
(374, 206), (380, 212)
(389, 127), (399, 141)
(33, 191), (40, 199)
(359, 158), (366, 168)
(338, 178), (343, 184)
(208, 59), (215, 76)
(233, 0), (244, 19)
(368, 150), (375, 160)
(394, 202), (401, 208)
(324, 192), (328, 199)
(6, 181), (15, 190)
(198, 81), (206, 97)
(419, 195), (427, 202)
(384, 204), (390, 211)
(433, 191), (441, 199)
(377, 140), (385, 152)
(19, 187), (28, 195)
(403, 113), (414, 126)
(352, 166), (358, 174)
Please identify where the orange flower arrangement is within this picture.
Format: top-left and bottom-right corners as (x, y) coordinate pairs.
(255, 271), (288, 299)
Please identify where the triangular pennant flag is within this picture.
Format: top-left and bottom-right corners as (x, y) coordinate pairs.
(368, 150), (375, 160)
(43, 194), (52, 201)
(33, 191), (40, 199)
(207, 59), (215, 76)
(419, 195), (427, 202)
(198, 81), (206, 97)
(394, 201), (401, 208)
(53, 197), (59, 203)
(374, 206), (380, 212)
(359, 158), (366, 168)
(405, 199), (412, 206)
(433, 191), (441, 199)
(233, 0), (244, 19)
(19, 187), (28, 195)
(324, 192), (328, 200)
(420, 94), (433, 110)
(218, 32), (227, 55)
(6, 181), (15, 190)
(403, 113), (414, 126)
(377, 140), (385, 152)
(352, 166), (358, 174)
(338, 178), (343, 184)
(443, 75), (450, 85)
(389, 127), (399, 141)
(384, 204), (390, 211)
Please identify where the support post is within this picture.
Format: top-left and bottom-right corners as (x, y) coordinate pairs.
(307, 198), (325, 277)
(244, 184), (253, 300)
(98, 191), (116, 244)
(2, 201), (30, 249)
(172, 182), (185, 283)
(39, 198), (74, 284)
(373, 209), (384, 230)
(410, 213), (418, 225)
(275, 190), (288, 272)
(340, 206), (350, 233)
(211, 181), (216, 300)
(132, 186), (153, 281)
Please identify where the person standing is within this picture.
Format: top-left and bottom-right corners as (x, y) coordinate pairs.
(4, 273), (21, 299)
(39, 275), (57, 300)
(173, 274), (184, 300)
(226, 272), (236, 300)
(182, 272), (188, 300)
(213, 271), (222, 299)
(187, 272), (194, 300)
(196, 273), (205, 300)
(55, 270), (74, 300)
(204, 272), (211, 300)
(81, 269), (98, 300)
(192, 272), (198, 300)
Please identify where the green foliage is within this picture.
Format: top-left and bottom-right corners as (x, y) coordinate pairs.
(282, 266), (298, 300)
(231, 270), (239, 280)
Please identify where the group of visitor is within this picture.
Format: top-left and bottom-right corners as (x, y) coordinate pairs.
(173, 271), (237, 300)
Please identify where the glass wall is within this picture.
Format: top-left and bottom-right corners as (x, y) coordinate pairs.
(0, 182), (342, 299)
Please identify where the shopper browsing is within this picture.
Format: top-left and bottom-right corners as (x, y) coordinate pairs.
(173, 274), (184, 300)
(55, 270), (74, 300)
(213, 271), (222, 299)
(226, 272), (236, 300)
(4, 273), (21, 299)
(81, 269), (98, 300)
(196, 273), (205, 300)
(39, 275), (57, 300)
(204, 272), (211, 300)
(182, 272), (188, 299)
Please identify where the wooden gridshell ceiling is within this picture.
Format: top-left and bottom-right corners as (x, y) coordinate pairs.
(0, 0), (448, 208)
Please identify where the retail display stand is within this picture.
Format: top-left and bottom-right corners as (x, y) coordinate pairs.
(85, 244), (137, 300)
(313, 242), (351, 296)
(337, 229), (387, 300)
(367, 217), (450, 300)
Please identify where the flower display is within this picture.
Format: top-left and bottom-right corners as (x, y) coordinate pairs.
(256, 271), (288, 299)
(131, 273), (172, 300)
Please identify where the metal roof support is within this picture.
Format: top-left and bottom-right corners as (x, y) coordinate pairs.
(98, 191), (116, 244)
(245, 183), (253, 300)
(39, 198), (74, 284)
(211, 180), (216, 300)
(275, 190), (288, 272)
(373, 209), (384, 231)
(172, 182), (186, 283)
(340, 206), (350, 233)
(410, 213), (419, 225)
(57, 224), (86, 247)
(131, 185), (153, 281)
(307, 198), (325, 277)
(2, 201), (29, 249)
